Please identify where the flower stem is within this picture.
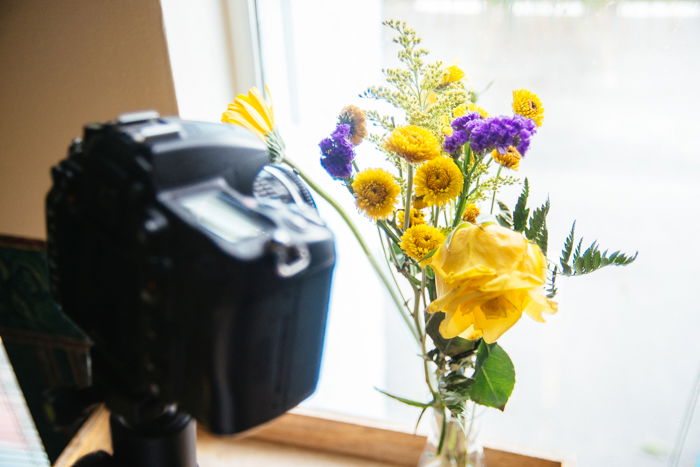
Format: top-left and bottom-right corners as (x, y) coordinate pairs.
(415, 271), (436, 398)
(490, 165), (503, 214)
(404, 163), (414, 231)
(284, 157), (420, 345)
(452, 145), (473, 228)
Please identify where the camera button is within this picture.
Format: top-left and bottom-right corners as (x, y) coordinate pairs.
(283, 215), (308, 232)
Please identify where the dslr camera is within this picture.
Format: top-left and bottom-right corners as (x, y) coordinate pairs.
(46, 111), (335, 466)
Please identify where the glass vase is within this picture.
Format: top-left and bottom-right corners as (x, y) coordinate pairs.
(418, 405), (484, 467)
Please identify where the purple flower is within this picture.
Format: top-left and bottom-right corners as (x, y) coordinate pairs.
(443, 113), (537, 157)
(451, 113), (483, 132)
(469, 115), (537, 156)
(320, 123), (355, 179)
(443, 113), (483, 155)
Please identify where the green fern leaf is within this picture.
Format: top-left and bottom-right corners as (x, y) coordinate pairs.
(573, 238), (583, 262)
(546, 266), (558, 298)
(526, 198), (550, 241)
(512, 179), (530, 232)
(564, 239), (637, 276)
(537, 220), (549, 255)
(560, 222), (576, 274)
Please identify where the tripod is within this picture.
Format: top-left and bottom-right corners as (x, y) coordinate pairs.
(71, 406), (197, 467)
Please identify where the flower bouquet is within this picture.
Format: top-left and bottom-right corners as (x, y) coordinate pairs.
(222, 20), (636, 467)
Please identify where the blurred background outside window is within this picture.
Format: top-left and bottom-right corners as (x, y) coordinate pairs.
(163, 0), (700, 467)
(253, 1), (700, 465)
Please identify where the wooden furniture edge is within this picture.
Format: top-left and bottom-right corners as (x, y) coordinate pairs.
(0, 234), (46, 250)
(54, 405), (111, 467)
(244, 407), (426, 465)
(55, 405), (568, 466)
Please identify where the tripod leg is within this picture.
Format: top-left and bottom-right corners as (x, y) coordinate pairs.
(110, 410), (197, 467)
(71, 450), (120, 467)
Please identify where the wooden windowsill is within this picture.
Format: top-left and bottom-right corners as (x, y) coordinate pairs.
(54, 406), (571, 466)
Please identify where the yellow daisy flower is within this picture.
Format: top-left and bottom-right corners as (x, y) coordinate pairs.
(512, 89), (544, 127)
(400, 224), (446, 265)
(384, 125), (442, 163)
(221, 86), (275, 140)
(396, 208), (426, 228)
(351, 169), (401, 220)
(338, 105), (367, 145)
(414, 157), (464, 207)
(491, 146), (522, 170)
(462, 203), (480, 223)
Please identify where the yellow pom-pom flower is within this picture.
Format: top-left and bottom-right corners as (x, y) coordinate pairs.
(467, 102), (489, 118)
(396, 208), (426, 228)
(441, 65), (465, 85)
(462, 204), (480, 223)
(439, 115), (453, 136)
(412, 196), (428, 210)
(351, 169), (401, 220)
(452, 104), (467, 118)
(428, 223), (557, 343)
(338, 105), (367, 145)
(400, 224), (446, 265)
(491, 146), (522, 170)
(413, 157), (464, 207)
(453, 102), (488, 119)
(384, 125), (442, 163)
(512, 89), (544, 127)
(222, 86), (275, 140)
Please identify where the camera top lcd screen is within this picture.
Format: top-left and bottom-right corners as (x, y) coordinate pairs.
(178, 191), (269, 243)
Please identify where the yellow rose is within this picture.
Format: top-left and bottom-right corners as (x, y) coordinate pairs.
(428, 223), (557, 343)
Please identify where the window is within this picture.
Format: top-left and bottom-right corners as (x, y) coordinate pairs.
(164, 1), (700, 464)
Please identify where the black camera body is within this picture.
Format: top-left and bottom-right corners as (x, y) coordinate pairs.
(46, 112), (335, 435)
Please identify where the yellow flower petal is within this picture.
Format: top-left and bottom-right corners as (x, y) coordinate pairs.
(352, 168), (401, 220)
(428, 223), (557, 342)
(234, 95), (273, 135)
(221, 111), (265, 140)
(414, 157), (463, 207)
(221, 86), (276, 141)
(512, 89), (544, 127)
(384, 125), (442, 163)
(400, 224), (445, 265)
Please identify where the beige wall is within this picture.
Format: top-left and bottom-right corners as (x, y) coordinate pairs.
(0, 0), (178, 239)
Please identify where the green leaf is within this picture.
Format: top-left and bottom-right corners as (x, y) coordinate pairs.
(374, 387), (433, 408)
(467, 341), (515, 411)
(439, 371), (474, 414)
(512, 179), (530, 232)
(496, 201), (513, 228)
(561, 234), (638, 277)
(573, 238), (583, 262)
(414, 405), (429, 434)
(426, 312), (478, 357)
(419, 247), (439, 263)
(559, 222), (576, 274)
(546, 266), (558, 298)
(525, 198), (550, 242)
(536, 219), (549, 255)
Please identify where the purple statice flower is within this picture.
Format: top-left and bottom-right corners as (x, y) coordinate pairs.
(319, 123), (355, 179)
(468, 115), (537, 156)
(443, 113), (483, 155)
